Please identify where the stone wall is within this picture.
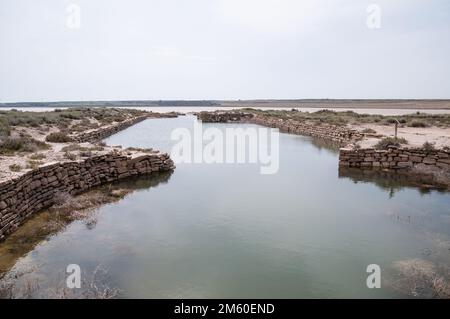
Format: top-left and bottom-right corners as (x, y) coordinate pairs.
(197, 112), (363, 145)
(0, 152), (174, 241)
(249, 115), (363, 145)
(197, 111), (254, 123)
(73, 115), (149, 143)
(339, 146), (450, 170)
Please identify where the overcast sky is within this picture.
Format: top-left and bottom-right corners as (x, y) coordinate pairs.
(1, 0), (449, 102)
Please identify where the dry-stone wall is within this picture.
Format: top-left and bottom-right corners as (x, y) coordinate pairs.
(0, 152), (174, 240)
(73, 115), (149, 142)
(248, 115), (362, 145)
(197, 111), (363, 145)
(339, 146), (450, 170)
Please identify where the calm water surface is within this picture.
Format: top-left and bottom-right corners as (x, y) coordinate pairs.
(1, 116), (450, 298)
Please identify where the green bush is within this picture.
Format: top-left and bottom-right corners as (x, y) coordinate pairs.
(29, 153), (46, 160)
(26, 160), (43, 169)
(0, 136), (50, 154)
(64, 151), (77, 160)
(9, 164), (22, 172)
(361, 128), (376, 134)
(45, 132), (74, 143)
(0, 118), (11, 137)
(422, 141), (435, 151)
(374, 137), (408, 150)
(409, 120), (428, 128)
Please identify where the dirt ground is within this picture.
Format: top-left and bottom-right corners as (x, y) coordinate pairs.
(220, 99), (450, 110)
(349, 123), (450, 148)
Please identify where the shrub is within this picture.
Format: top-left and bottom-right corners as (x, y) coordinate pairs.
(362, 128), (376, 134)
(79, 150), (93, 158)
(45, 132), (74, 143)
(0, 136), (50, 154)
(409, 120), (428, 128)
(64, 151), (77, 161)
(26, 160), (43, 169)
(29, 153), (46, 160)
(423, 141), (435, 151)
(0, 118), (10, 138)
(374, 137), (408, 150)
(9, 164), (22, 172)
(61, 144), (88, 152)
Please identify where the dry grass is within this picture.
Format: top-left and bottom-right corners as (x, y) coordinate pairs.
(0, 136), (50, 155)
(45, 132), (74, 143)
(0, 107), (147, 130)
(26, 160), (43, 169)
(0, 264), (120, 299)
(389, 259), (450, 298)
(9, 164), (22, 172)
(374, 137), (408, 150)
(244, 108), (450, 128)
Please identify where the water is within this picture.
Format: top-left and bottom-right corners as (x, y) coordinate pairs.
(1, 116), (450, 298)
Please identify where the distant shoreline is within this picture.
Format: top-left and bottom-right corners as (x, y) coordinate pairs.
(2, 99), (450, 110)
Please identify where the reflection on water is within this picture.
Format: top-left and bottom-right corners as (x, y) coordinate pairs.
(0, 172), (172, 276)
(1, 116), (450, 298)
(338, 167), (448, 198)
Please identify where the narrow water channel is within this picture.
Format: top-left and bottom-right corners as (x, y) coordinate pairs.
(1, 116), (449, 298)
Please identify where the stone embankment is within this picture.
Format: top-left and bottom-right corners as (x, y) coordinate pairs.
(248, 115), (363, 145)
(0, 152), (174, 240)
(197, 111), (363, 145)
(73, 112), (180, 143)
(197, 111), (254, 123)
(339, 146), (450, 170)
(73, 115), (149, 143)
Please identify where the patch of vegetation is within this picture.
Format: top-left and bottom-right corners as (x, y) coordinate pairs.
(423, 141), (436, 151)
(0, 136), (50, 154)
(0, 118), (11, 138)
(361, 128), (376, 134)
(0, 107), (147, 132)
(79, 150), (93, 158)
(9, 164), (22, 172)
(64, 152), (77, 161)
(61, 144), (104, 153)
(125, 147), (154, 153)
(408, 120), (429, 128)
(29, 153), (46, 160)
(244, 109), (450, 128)
(26, 160), (43, 169)
(45, 132), (74, 143)
(374, 137), (408, 150)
